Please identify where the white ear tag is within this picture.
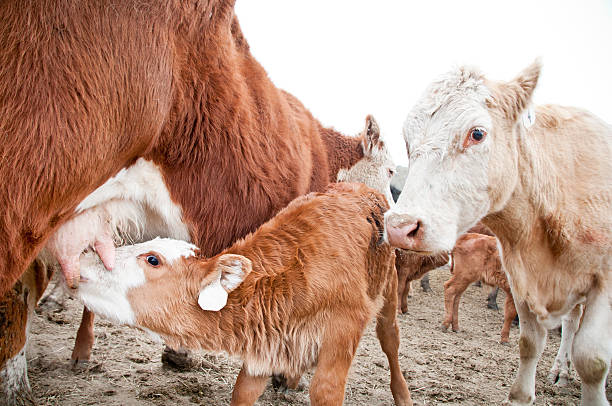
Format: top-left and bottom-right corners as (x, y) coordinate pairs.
(522, 106), (536, 128)
(198, 274), (228, 311)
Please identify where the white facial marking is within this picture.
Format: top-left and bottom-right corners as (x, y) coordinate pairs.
(77, 238), (197, 324)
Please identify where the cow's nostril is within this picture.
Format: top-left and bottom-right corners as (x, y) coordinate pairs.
(407, 221), (421, 238)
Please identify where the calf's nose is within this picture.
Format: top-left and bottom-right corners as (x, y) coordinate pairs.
(386, 214), (425, 250)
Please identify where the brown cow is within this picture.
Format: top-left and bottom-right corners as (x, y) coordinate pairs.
(0, 2), (394, 402)
(72, 183), (413, 406)
(442, 233), (517, 344)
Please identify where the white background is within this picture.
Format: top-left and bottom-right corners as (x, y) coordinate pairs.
(235, 1), (612, 166)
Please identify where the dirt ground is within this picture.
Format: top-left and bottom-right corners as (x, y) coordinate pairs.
(28, 265), (611, 405)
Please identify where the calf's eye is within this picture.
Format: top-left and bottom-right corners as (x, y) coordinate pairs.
(146, 255), (160, 267)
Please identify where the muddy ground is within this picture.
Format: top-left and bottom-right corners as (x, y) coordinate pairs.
(28, 265), (610, 405)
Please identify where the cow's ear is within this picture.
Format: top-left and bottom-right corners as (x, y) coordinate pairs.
(489, 59), (541, 123)
(362, 115), (381, 155)
(198, 254), (252, 311)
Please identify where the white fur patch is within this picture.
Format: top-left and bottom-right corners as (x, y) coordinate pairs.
(198, 272), (228, 312)
(0, 347), (30, 402)
(76, 158), (190, 243)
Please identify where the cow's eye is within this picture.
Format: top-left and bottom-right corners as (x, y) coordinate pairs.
(463, 127), (488, 149)
(146, 255), (160, 267)
(470, 127), (486, 142)
(388, 168), (395, 178)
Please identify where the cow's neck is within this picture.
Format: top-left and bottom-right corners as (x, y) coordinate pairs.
(320, 128), (364, 181)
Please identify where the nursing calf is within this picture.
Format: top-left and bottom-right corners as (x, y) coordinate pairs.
(443, 233), (517, 344)
(387, 61), (611, 405)
(74, 183), (412, 406)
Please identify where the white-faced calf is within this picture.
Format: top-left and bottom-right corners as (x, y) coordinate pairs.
(75, 183), (412, 406)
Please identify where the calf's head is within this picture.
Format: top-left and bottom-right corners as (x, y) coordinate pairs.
(385, 61), (541, 253)
(76, 238), (252, 331)
(337, 115), (397, 205)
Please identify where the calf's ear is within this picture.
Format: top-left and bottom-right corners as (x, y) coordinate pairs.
(198, 254), (252, 311)
(362, 115), (381, 155)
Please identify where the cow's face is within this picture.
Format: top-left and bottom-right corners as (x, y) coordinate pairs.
(385, 62), (540, 253)
(76, 238), (198, 326)
(337, 115), (396, 205)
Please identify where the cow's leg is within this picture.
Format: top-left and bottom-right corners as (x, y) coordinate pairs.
(487, 286), (500, 310)
(571, 291), (610, 406)
(230, 366), (268, 406)
(420, 273), (431, 293)
(0, 260), (49, 406)
(500, 291), (517, 344)
(547, 304), (582, 387)
(375, 279), (413, 406)
(71, 307), (95, 365)
(0, 283), (32, 406)
(506, 300), (547, 406)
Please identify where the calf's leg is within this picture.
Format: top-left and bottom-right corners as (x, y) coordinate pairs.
(310, 326), (363, 406)
(505, 300), (547, 406)
(500, 291), (517, 344)
(71, 307), (95, 365)
(420, 273), (431, 293)
(571, 292), (610, 406)
(442, 275), (470, 332)
(376, 282), (413, 406)
(547, 304), (582, 387)
(396, 266), (410, 314)
(487, 286), (500, 310)
(230, 366), (268, 406)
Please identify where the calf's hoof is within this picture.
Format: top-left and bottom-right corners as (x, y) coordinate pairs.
(161, 346), (197, 370)
(486, 302), (499, 311)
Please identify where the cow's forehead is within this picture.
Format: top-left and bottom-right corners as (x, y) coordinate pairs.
(403, 66), (490, 152)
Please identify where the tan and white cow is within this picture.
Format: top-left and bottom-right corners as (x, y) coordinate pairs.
(385, 61), (611, 405)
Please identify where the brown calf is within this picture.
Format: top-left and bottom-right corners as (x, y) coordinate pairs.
(442, 233), (517, 344)
(74, 183), (412, 406)
(395, 250), (449, 314)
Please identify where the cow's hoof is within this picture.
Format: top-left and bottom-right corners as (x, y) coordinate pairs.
(486, 302), (499, 311)
(161, 346), (197, 370)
